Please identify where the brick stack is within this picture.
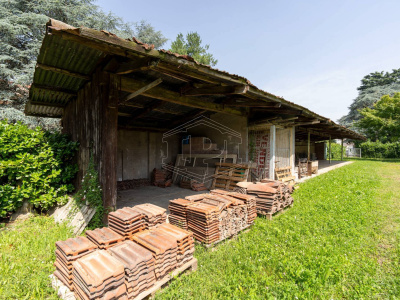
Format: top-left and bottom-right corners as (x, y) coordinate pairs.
(108, 241), (156, 299)
(108, 207), (146, 239)
(86, 227), (124, 250)
(134, 204), (167, 229)
(246, 180), (294, 215)
(211, 189), (257, 224)
(186, 202), (220, 244)
(132, 230), (178, 280)
(54, 236), (97, 291)
(168, 198), (193, 230)
(72, 251), (126, 300)
(155, 223), (195, 266)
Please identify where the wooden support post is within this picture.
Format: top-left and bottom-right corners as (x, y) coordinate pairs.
(307, 131), (311, 161)
(290, 126), (295, 176)
(329, 136), (332, 164)
(269, 125), (276, 179)
(341, 139), (344, 161)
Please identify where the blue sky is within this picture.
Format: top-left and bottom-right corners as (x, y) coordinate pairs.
(96, 0), (400, 121)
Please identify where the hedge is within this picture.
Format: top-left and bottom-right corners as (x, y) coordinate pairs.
(0, 121), (78, 218)
(359, 141), (400, 158)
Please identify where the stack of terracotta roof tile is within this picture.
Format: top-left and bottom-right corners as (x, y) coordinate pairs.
(211, 189), (257, 224)
(108, 207), (146, 239)
(54, 236), (97, 291)
(134, 204), (167, 229)
(191, 181), (208, 191)
(132, 229), (178, 280)
(155, 223), (195, 266)
(86, 227), (124, 250)
(108, 241), (156, 299)
(72, 250), (127, 300)
(168, 198), (193, 230)
(246, 180), (295, 215)
(186, 202), (220, 244)
(185, 193), (209, 201)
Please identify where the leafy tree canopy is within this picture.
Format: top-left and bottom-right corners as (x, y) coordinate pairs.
(170, 32), (218, 66)
(338, 83), (400, 128)
(355, 93), (400, 143)
(358, 68), (400, 91)
(0, 0), (167, 129)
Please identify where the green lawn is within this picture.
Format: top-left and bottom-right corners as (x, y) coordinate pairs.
(0, 159), (399, 299)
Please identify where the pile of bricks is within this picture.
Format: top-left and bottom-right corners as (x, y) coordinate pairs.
(108, 207), (146, 239)
(211, 190), (257, 224)
(246, 180), (294, 215)
(86, 227), (124, 250)
(151, 168), (172, 188)
(53, 203), (196, 300)
(132, 229), (178, 280)
(186, 202), (220, 244)
(73, 251), (127, 300)
(54, 236), (97, 291)
(168, 190), (257, 245)
(156, 223), (194, 267)
(134, 204), (167, 229)
(168, 198), (192, 230)
(108, 241), (156, 299)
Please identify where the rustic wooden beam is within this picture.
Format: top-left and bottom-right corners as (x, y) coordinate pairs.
(119, 77), (245, 116)
(29, 101), (66, 108)
(36, 63), (90, 80)
(167, 109), (208, 128)
(123, 78), (163, 102)
(182, 84), (249, 96)
(32, 84), (77, 97)
(294, 120), (320, 126)
(224, 101), (281, 108)
(254, 108), (303, 115)
(130, 101), (164, 119)
(120, 103), (182, 115)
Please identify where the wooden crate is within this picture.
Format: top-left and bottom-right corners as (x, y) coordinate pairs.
(211, 163), (250, 191)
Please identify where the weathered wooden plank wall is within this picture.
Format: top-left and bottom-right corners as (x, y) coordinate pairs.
(62, 70), (118, 212)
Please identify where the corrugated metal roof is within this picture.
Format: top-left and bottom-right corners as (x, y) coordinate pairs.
(25, 19), (365, 140)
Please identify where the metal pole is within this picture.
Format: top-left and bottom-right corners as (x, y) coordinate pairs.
(341, 139), (344, 161)
(329, 136), (331, 164)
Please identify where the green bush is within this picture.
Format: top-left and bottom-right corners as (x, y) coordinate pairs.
(360, 141), (400, 158)
(329, 142), (345, 160)
(0, 121), (78, 217)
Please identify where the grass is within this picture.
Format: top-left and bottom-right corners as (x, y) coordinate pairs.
(158, 159), (400, 299)
(0, 217), (71, 299)
(0, 159), (399, 299)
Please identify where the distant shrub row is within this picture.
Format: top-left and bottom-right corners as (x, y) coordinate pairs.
(0, 121), (78, 218)
(359, 141), (400, 158)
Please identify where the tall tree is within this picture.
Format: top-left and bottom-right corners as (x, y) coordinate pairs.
(0, 0), (167, 129)
(358, 68), (400, 91)
(170, 32), (218, 66)
(338, 83), (400, 128)
(355, 93), (400, 142)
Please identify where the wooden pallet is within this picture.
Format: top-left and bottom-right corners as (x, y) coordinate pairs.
(258, 204), (294, 220)
(211, 163), (250, 191)
(196, 224), (253, 248)
(50, 258), (198, 300)
(275, 166), (295, 183)
(133, 258), (197, 299)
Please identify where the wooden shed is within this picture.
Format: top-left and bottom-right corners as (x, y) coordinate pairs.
(25, 19), (365, 212)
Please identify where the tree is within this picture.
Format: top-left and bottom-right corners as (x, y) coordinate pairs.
(170, 32), (218, 66)
(338, 83), (400, 128)
(0, 0), (167, 129)
(358, 68), (400, 91)
(355, 93), (400, 142)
